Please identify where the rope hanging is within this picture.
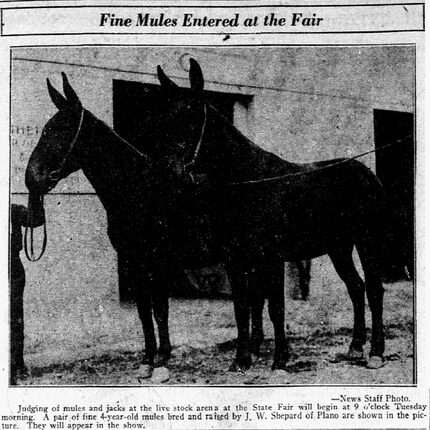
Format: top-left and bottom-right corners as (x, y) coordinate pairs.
(24, 194), (47, 262)
(226, 134), (413, 186)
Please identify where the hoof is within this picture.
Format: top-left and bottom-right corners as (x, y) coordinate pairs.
(137, 364), (153, 379)
(271, 362), (288, 371)
(346, 345), (365, 361)
(228, 362), (247, 374)
(151, 366), (170, 383)
(269, 369), (289, 385)
(229, 353), (252, 372)
(11, 366), (29, 384)
(367, 356), (385, 369)
(251, 353), (261, 364)
(332, 348), (365, 363)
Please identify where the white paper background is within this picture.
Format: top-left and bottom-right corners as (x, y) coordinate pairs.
(0, 1), (427, 429)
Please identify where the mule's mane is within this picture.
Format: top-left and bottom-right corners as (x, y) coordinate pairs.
(83, 110), (148, 162)
(72, 110), (155, 214)
(207, 103), (261, 151)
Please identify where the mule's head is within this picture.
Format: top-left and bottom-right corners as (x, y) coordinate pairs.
(156, 58), (207, 166)
(25, 73), (84, 195)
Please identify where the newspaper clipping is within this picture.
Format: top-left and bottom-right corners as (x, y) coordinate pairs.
(1, 0), (427, 429)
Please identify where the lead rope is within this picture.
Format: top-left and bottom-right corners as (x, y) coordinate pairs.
(185, 103), (413, 186)
(24, 194), (47, 262)
(184, 104), (207, 180)
(225, 133), (414, 186)
(53, 108), (86, 177)
(181, 104), (215, 255)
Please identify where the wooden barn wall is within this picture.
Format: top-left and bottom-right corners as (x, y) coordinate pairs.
(10, 46), (415, 339)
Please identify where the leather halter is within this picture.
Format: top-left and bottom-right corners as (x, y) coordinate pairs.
(48, 107), (85, 184)
(184, 103), (207, 183)
(48, 108), (149, 183)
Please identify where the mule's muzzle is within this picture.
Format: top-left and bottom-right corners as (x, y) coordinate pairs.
(25, 163), (45, 193)
(25, 165), (58, 195)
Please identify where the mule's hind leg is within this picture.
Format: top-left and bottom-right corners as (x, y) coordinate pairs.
(151, 288), (172, 383)
(136, 267), (172, 381)
(152, 292), (172, 368)
(135, 285), (157, 377)
(356, 237), (385, 368)
(329, 246), (366, 360)
(151, 263), (173, 372)
(266, 261), (289, 370)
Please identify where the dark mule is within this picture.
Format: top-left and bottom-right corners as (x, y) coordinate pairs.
(151, 59), (386, 370)
(25, 73), (216, 382)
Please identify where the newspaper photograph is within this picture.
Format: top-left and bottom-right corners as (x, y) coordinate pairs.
(1, 0), (427, 429)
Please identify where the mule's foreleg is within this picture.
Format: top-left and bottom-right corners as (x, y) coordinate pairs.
(135, 289), (157, 366)
(152, 292), (172, 368)
(227, 264), (253, 371)
(232, 297), (252, 370)
(268, 299), (289, 370)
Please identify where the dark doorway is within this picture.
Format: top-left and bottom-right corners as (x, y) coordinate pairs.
(374, 109), (414, 281)
(112, 79), (251, 300)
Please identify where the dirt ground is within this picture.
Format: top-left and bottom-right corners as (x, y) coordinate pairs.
(19, 258), (414, 386)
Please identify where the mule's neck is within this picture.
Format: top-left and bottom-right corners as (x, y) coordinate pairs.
(196, 105), (299, 183)
(74, 110), (151, 213)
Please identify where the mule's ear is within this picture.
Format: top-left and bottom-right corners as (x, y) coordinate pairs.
(157, 66), (178, 90)
(189, 58), (204, 92)
(47, 78), (67, 111)
(61, 72), (82, 108)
